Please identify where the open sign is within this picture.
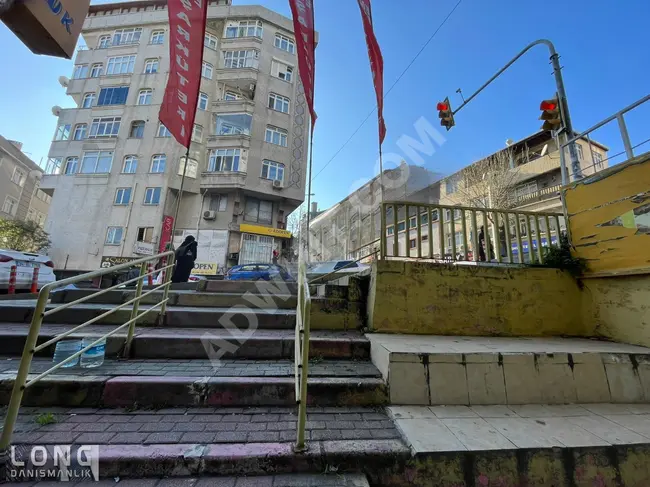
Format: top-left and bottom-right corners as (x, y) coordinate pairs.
(193, 262), (218, 275)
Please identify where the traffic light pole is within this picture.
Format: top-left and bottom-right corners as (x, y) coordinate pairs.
(452, 39), (582, 182)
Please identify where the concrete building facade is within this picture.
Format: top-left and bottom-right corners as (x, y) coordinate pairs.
(40, 0), (310, 272)
(0, 136), (50, 227)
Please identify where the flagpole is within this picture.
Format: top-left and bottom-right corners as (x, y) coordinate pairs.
(171, 145), (191, 242)
(304, 0), (317, 264)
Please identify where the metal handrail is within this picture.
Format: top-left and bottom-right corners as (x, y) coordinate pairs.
(0, 251), (175, 451)
(380, 201), (563, 265)
(294, 262), (311, 452)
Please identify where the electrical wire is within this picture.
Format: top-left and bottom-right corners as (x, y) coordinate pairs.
(310, 0), (463, 182)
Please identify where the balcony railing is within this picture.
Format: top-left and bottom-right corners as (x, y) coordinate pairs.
(515, 184), (562, 204)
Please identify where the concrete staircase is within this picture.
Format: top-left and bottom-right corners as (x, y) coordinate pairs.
(0, 282), (402, 485)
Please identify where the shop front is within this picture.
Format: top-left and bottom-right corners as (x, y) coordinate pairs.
(238, 224), (292, 265)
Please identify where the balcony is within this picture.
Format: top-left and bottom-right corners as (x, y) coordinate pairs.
(215, 67), (259, 84)
(212, 98), (255, 114)
(200, 171), (247, 189)
(514, 153), (561, 182)
(515, 184), (562, 206)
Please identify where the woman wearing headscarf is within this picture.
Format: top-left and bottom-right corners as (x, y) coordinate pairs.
(171, 235), (198, 283)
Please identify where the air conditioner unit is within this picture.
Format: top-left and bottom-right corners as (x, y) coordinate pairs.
(272, 180), (283, 189)
(203, 210), (217, 220)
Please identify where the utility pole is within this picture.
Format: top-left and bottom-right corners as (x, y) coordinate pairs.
(452, 39), (582, 182)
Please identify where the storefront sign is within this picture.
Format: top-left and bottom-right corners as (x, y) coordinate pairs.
(1, 0), (91, 59)
(134, 241), (155, 256)
(193, 262), (218, 275)
(240, 224), (292, 239)
(100, 256), (139, 269)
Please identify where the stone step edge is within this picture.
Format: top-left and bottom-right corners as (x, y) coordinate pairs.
(3, 376), (388, 408)
(8, 440), (408, 479)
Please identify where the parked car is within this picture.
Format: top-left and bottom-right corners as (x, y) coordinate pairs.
(226, 264), (294, 281)
(307, 260), (370, 275)
(0, 249), (56, 291)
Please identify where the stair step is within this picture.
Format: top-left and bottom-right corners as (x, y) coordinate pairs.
(0, 325), (370, 360)
(0, 358), (386, 407)
(369, 334), (650, 405)
(199, 280), (298, 294)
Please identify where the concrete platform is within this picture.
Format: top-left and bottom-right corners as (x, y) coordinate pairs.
(368, 334), (650, 405)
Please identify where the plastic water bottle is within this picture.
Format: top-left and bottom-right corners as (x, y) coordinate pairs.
(53, 340), (82, 368)
(80, 338), (106, 368)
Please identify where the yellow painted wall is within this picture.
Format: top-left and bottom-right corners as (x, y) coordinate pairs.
(583, 275), (650, 347)
(564, 151), (650, 276)
(368, 260), (590, 337)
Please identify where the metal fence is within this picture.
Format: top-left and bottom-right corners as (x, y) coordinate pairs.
(294, 262), (311, 452)
(380, 201), (564, 265)
(0, 251), (175, 450)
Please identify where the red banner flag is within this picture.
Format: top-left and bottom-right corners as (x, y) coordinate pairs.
(159, 0), (209, 149)
(357, 0), (386, 145)
(288, 0), (317, 128)
(159, 215), (174, 253)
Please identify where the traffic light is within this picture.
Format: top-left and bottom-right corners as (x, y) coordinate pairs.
(539, 97), (562, 131)
(437, 98), (455, 131)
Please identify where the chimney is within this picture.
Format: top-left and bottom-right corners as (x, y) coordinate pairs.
(311, 202), (318, 215)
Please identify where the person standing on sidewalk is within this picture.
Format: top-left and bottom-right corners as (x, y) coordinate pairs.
(172, 236), (198, 283)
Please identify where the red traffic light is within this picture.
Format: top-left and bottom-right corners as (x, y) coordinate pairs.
(437, 101), (449, 111)
(540, 100), (558, 111)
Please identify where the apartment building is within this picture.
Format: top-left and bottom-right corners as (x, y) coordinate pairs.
(40, 0), (310, 272)
(310, 130), (608, 261)
(0, 136), (50, 227)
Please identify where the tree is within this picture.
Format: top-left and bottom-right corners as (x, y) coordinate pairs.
(0, 218), (51, 253)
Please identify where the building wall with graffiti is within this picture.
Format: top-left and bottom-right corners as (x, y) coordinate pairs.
(564, 151), (650, 276)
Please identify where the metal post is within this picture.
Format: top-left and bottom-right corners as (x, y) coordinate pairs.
(416, 206), (422, 259)
(380, 203), (386, 259)
(461, 210), (468, 261)
(172, 147), (191, 238)
(405, 204), (411, 257)
(392, 204), (398, 257)
(427, 207), (434, 259)
(532, 216), (544, 263)
(617, 114), (635, 160)
(482, 211), (489, 261)
(525, 216), (535, 264)
(450, 210), (457, 261)
(438, 208), (445, 260)
(124, 261), (147, 357)
(544, 215), (552, 248)
(0, 287), (51, 450)
(493, 212), (502, 264)
(470, 210), (479, 262)
(514, 215), (524, 264)
(161, 253), (175, 316)
(504, 213), (513, 264)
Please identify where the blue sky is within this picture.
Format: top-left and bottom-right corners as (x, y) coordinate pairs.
(1, 0), (649, 210)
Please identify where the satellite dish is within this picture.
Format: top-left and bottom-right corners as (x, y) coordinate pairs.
(58, 76), (69, 88)
(505, 139), (514, 147)
(52, 106), (62, 116)
(540, 144), (549, 157)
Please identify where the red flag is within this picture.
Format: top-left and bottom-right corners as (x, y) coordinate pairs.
(159, 215), (174, 253)
(357, 0), (386, 145)
(288, 0), (317, 127)
(159, 0), (209, 149)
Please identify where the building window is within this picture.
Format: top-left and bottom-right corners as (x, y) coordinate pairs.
(45, 157), (62, 175)
(122, 156), (138, 173)
(386, 225), (395, 236)
(89, 117), (121, 138)
(223, 49), (259, 69)
(265, 126), (288, 147)
(144, 187), (161, 205)
(137, 227), (154, 243)
(106, 55), (136, 75)
(208, 148), (240, 172)
(112, 28), (142, 46)
(54, 123), (71, 141)
(81, 150), (114, 174)
(72, 64), (89, 79)
(271, 60), (293, 82)
(90, 63), (103, 78)
(224, 91), (240, 101)
(129, 120), (145, 138)
(209, 194), (228, 212)
(82, 92), (95, 108)
(198, 92), (208, 110)
(137, 89), (153, 105)
(64, 157), (79, 175)
(274, 34), (295, 54)
(593, 151), (604, 169)
(73, 124), (87, 140)
(445, 177), (459, 195)
(261, 160), (284, 182)
(157, 123), (171, 137)
(98, 35), (111, 48)
(201, 61), (213, 79)
(397, 221), (406, 233)
(114, 187), (132, 205)
(2, 196), (18, 216)
(192, 124), (203, 142)
(144, 58), (159, 74)
(225, 20), (263, 38)
(204, 32), (218, 50)
(11, 167), (26, 186)
(97, 86), (129, 106)
(150, 154), (166, 173)
(215, 113), (252, 136)
(244, 198), (273, 224)
(105, 226), (124, 245)
(409, 239), (417, 249)
(515, 181), (539, 200)
(178, 157), (198, 178)
(268, 93), (290, 113)
(150, 30), (165, 44)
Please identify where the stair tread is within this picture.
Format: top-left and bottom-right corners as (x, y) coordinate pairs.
(0, 357), (382, 378)
(0, 301), (297, 314)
